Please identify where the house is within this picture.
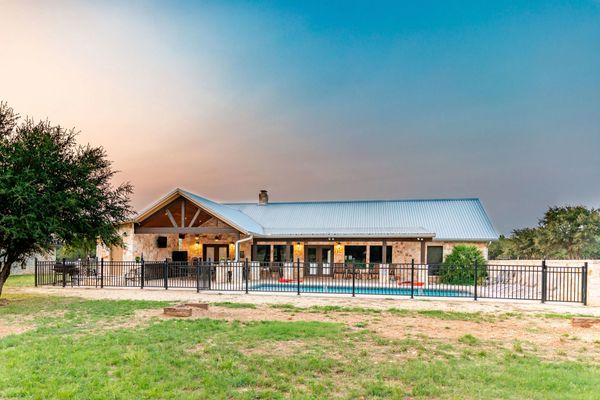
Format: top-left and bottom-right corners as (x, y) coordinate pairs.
(97, 188), (498, 274)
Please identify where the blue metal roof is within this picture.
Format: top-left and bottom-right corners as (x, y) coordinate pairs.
(139, 189), (498, 241)
(224, 198), (498, 241)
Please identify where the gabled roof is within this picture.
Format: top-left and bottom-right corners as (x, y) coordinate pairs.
(134, 189), (498, 241)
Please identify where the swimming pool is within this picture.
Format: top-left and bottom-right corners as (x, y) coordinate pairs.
(250, 283), (471, 297)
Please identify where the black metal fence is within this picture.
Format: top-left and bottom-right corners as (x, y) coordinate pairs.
(35, 259), (588, 304)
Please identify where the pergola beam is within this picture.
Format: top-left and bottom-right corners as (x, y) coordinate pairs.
(188, 209), (201, 227)
(165, 209), (178, 228)
(135, 227), (238, 234)
(181, 200), (185, 228)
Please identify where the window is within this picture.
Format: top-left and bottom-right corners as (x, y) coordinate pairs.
(427, 246), (443, 275)
(255, 245), (271, 262)
(369, 245), (393, 263)
(345, 246), (366, 265)
(370, 246), (382, 263)
(273, 245), (293, 262)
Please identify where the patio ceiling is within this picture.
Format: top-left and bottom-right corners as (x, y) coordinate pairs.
(135, 195), (239, 235)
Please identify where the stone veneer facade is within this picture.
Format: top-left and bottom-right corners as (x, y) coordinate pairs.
(97, 224), (490, 265)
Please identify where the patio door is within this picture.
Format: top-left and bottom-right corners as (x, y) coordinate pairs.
(203, 245), (229, 262)
(304, 246), (333, 276)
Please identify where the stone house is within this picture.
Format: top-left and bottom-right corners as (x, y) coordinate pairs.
(97, 188), (498, 275)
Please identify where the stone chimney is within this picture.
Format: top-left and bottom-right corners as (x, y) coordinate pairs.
(258, 190), (269, 206)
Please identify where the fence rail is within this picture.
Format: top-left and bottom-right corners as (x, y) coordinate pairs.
(35, 259), (588, 304)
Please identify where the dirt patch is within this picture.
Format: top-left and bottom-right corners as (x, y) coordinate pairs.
(0, 320), (32, 338)
(131, 304), (600, 362)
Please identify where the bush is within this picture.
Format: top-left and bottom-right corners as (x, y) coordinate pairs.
(439, 245), (487, 285)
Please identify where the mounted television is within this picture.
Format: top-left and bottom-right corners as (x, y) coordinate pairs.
(156, 236), (167, 248)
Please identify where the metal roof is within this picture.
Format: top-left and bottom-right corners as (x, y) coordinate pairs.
(136, 189), (498, 241)
(224, 198), (498, 241)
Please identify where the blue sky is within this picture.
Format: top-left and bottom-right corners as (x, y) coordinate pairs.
(1, 0), (599, 233)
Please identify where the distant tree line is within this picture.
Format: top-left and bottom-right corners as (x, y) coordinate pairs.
(489, 206), (600, 260)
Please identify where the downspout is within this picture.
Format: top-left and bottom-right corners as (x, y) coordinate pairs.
(235, 235), (253, 262)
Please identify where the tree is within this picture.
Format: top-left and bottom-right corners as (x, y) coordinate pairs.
(56, 236), (97, 260)
(488, 206), (600, 260)
(510, 228), (542, 259)
(538, 206), (600, 259)
(0, 102), (132, 296)
(439, 245), (487, 285)
(488, 234), (516, 260)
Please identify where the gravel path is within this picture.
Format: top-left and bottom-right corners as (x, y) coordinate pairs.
(16, 286), (600, 315)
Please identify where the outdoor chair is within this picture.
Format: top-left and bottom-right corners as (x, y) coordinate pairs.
(124, 267), (141, 286)
(334, 265), (347, 279)
(269, 265), (282, 279)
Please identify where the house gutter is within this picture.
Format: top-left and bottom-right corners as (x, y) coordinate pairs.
(234, 235), (253, 261)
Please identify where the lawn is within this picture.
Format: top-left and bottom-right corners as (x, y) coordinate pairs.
(1, 276), (600, 399)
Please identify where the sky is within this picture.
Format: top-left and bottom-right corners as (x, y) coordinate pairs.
(1, 0), (599, 234)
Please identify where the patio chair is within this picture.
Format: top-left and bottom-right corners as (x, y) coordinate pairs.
(269, 265), (282, 279)
(124, 267), (141, 286)
(333, 265), (347, 279)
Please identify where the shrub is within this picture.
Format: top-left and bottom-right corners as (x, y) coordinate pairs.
(439, 245), (487, 285)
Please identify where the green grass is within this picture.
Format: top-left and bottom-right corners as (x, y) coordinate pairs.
(212, 302), (257, 309)
(4, 274), (34, 288)
(2, 295), (600, 399)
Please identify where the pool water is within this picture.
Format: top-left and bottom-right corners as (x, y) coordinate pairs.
(250, 283), (471, 297)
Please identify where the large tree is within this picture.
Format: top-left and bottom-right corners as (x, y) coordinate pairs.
(489, 206), (600, 260)
(0, 102), (132, 296)
(538, 206), (600, 259)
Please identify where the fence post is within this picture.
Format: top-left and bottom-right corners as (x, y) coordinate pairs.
(100, 258), (104, 288)
(473, 259), (478, 301)
(245, 258), (249, 294)
(297, 258), (301, 295)
(352, 262), (356, 297)
(34, 258), (38, 287)
(140, 256), (145, 289)
(196, 259), (200, 293)
(541, 260), (547, 303)
(582, 262), (588, 306)
(164, 258), (168, 290)
(62, 258), (66, 287)
(208, 260), (212, 290)
(410, 259), (415, 299)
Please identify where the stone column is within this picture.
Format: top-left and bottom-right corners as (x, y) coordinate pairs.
(230, 261), (243, 284)
(587, 261), (600, 306)
(283, 262), (295, 280)
(379, 264), (389, 284)
(250, 261), (261, 281)
(215, 263), (228, 283)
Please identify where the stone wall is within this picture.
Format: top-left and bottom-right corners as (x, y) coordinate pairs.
(426, 241), (489, 261)
(8, 251), (55, 275)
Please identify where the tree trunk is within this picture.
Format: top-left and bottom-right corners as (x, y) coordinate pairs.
(0, 259), (13, 298)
